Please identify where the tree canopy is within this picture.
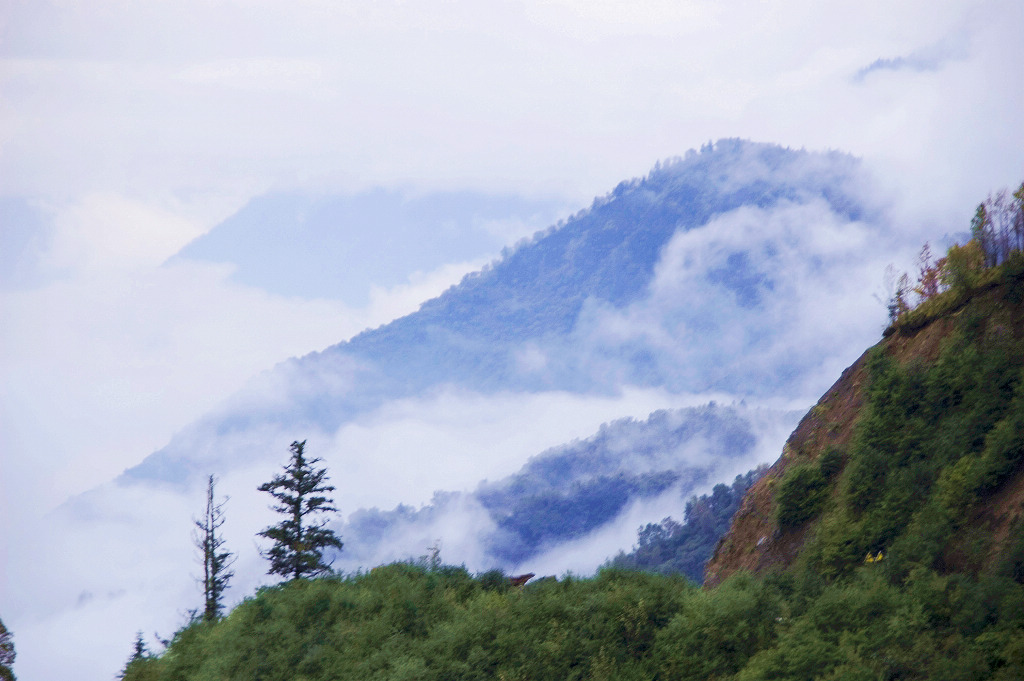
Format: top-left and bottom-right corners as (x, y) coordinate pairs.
(257, 440), (343, 580)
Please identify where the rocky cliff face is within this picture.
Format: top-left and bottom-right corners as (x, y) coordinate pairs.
(703, 352), (869, 586)
(705, 279), (1024, 586)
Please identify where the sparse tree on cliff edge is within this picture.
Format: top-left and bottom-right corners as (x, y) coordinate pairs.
(193, 475), (234, 622)
(257, 440), (343, 580)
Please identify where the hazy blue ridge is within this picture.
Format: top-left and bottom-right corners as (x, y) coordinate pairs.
(324, 139), (865, 396)
(123, 138), (868, 485)
(334, 403), (797, 571)
(172, 189), (566, 305)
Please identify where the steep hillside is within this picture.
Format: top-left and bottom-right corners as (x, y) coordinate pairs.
(124, 139), (882, 485)
(706, 257), (1024, 586)
(121, 200), (1024, 681)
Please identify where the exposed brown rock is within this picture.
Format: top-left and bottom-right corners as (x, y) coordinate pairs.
(509, 573), (535, 587)
(703, 350), (870, 586)
(705, 282), (1024, 586)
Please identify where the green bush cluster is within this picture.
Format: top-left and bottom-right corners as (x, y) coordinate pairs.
(817, 447), (845, 481)
(126, 565), (697, 681)
(776, 463), (829, 529)
(806, 309), (1024, 581)
(892, 248), (1024, 334)
(124, 546), (1024, 681)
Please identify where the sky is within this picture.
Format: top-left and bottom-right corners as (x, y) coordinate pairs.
(1, 0), (1023, 678)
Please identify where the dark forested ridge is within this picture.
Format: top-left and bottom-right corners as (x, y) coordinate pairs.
(124, 189), (1024, 681)
(338, 403), (792, 571)
(605, 467), (767, 583)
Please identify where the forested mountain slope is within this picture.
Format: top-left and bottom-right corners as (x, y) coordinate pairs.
(122, 191), (1024, 681)
(605, 466), (767, 583)
(706, 254), (1024, 587)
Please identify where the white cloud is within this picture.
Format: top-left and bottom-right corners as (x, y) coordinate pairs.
(2, 0), (1020, 205)
(565, 194), (914, 402)
(0, 196), (490, 515)
(42, 194), (206, 272)
(4, 389), (793, 681)
(365, 258), (490, 323)
(175, 58), (327, 92)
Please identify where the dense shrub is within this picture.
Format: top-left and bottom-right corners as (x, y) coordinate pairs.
(776, 463), (828, 528)
(125, 534), (1024, 681)
(818, 446), (845, 480)
(656, 573), (779, 680)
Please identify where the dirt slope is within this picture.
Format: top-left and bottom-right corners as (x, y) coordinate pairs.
(705, 284), (1024, 587)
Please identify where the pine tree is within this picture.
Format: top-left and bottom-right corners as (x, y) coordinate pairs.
(971, 202), (996, 267)
(193, 475), (234, 622)
(117, 632), (147, 680)
(257, 440), (343, 580)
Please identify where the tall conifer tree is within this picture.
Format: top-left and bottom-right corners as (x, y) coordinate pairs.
(193, 475), (234, 622)
(257, 440), (343, 579)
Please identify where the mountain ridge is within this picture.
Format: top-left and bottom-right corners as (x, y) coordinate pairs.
(706, 261), (1024, 586)
(123, 138), (880, 486)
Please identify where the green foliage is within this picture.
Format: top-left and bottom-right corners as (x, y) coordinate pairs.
(119, 633), (158, 681)
(124, 564), (699, 681)
(777, 463), (829, 529)
(888, 181), (1024, 332)
(657, 572), (779, 680)
(122, 552), (1024, 681)
(607, 467), (766, 582)
(808, 313), (1024, 583)
(996, 521), (1024, 585)
(818, 447), (845, 480)
(258, 440), (344, 580)
(0, 618), (14, 681)
(477, 569), (511, 593)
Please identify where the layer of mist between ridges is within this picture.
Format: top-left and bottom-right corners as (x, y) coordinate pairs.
(123, 139), (879, 486)
(335, 402), (799, 572)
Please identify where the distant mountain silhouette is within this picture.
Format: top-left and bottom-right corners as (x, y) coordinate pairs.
(326, 139), (867, 395)
(337, 403), (798, 571)
(173, 189), (564, 305)
(120, 138), (891, 580)
(128, 139), (878, 487)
